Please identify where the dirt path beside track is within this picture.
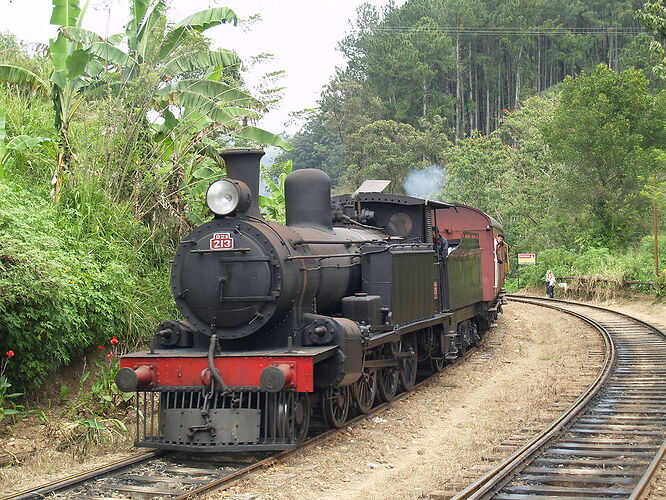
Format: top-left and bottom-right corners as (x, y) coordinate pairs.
(211, 301), (602, 500)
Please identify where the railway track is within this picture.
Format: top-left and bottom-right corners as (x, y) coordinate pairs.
(2, 331), (493, 500)
(454, 295), (666, 500)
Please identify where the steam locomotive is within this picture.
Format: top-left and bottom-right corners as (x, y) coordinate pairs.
(116, 149), (505, 452)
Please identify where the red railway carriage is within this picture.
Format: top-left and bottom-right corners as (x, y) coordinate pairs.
(434, 204), (506, 302)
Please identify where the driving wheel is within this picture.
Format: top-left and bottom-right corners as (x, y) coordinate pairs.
(322, 386), (350, 428)
(353, 371), (377, 414)
(399, 335), (418, 391)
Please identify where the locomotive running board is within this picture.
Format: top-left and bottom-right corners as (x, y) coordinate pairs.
(366, 313), (452, 349)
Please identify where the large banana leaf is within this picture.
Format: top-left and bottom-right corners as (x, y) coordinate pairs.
(0, 65), (48, 92)
(65, 48), (91, 78)
(107, 33), (125, 46)
(136, 0), (166, 61)
(238, 126), (292, 151)
(130, 0), (149, 27)
(82, 81), (125, 98)
(127, 0), (152, 51)
(6, 136), (51, 151)
(50, 0), (81, 27)
(88, 42), (133, 67)
(176, 90), (258, 126)
(59, 26), (102, 48)
(157, 79), (254, 107)
(160, 49), (240, 78)
(49, 35), (68, 74)
(159, 7), (238, 59)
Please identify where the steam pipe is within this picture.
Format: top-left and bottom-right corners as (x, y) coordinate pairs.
(207, 334), (228, 392)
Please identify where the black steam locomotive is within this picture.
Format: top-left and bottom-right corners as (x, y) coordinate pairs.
(116, 149), (505, 451)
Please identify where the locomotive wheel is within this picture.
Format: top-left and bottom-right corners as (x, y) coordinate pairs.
(399, 336), (418, 391)
(377, 368), (399, 402)
(430, 356), (445, 373)
(456, 322), (469, 355)
(322, 386), (350, 428)
(430, 332), (446, 373)
(292, 392), (311, 443)
(353, 371), (377, 414)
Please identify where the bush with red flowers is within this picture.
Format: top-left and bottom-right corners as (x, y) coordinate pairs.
(0, 350), (23, 422)
(0, 183), (174, 390)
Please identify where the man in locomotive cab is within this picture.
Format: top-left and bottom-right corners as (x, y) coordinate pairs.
(432, 226), (449, 260)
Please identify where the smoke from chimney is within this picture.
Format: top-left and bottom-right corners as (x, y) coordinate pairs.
(404, 165), (447, 199)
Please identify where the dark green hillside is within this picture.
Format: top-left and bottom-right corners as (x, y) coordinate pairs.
(280, 0), (666, 292)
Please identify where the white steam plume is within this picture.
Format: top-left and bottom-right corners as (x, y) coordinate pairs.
(404, 165), (447, 199)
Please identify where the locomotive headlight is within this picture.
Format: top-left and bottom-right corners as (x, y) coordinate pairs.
(206, 179), (251, 215)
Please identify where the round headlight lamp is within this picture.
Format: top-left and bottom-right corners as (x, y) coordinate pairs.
(206, 179), (252, 215)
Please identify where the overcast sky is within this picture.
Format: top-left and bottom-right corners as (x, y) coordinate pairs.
(0, 0), (398, 134)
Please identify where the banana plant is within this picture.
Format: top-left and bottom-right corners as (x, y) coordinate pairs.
(0, 108), (52, 181)
(259, 160), (293, 223)
(0, 0), (94, 201)
(60, 0), (290, 151)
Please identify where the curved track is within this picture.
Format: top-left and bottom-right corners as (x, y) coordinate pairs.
(454, 295), (666, 500)
(2, 337), (489, 500)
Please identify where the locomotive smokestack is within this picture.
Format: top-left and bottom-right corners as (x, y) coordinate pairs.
(221, 148), (265, 218)
(285, 168), (332, 230)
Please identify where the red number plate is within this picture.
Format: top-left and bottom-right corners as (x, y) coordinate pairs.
(210, 233), (234, 250)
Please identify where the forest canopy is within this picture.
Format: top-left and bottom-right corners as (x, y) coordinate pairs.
(279, 0), (666, 289)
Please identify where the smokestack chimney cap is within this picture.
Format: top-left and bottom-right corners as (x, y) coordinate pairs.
(222, 148), (265, 156)
(221, 149), (265, 218)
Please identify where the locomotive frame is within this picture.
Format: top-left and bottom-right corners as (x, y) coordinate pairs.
(117, 149), (505, 452)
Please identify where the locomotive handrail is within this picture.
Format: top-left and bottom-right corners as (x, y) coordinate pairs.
(190, 247), (251, 254)
(291, 239), (381, 245)
(285, 253), (361, 260)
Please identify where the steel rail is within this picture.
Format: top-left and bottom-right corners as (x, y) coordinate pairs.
(451, 295), (616, 499)
(1, 450), (164, 500)
(2, 334), (483, 500)
(174, 348), (478, 499)
(454, 295), (666, 500)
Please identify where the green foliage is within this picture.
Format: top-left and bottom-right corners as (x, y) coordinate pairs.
(259, 160), (292, 223)
(545, 65), (665, 248)
(283, 0), (654, 186)
(0, 353), (23, 422)
(0, 181), (172, 389)
(636, 0), (666, 78)
(342, 119), (436, 192)
(73, 340), (134, 417)
(508, 236), (666, 296)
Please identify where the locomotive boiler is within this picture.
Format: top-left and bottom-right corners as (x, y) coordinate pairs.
(116, 149), (505, 451)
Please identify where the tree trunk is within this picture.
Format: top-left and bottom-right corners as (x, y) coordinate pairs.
(515, 45), (522, 107)
(474, 63), (479, 131)
(455, 32), (461, 140)
(52, 120), (71, 204)
(537, 36), (541, 92)
(422, 77), (428, 117)
(485, 87), (490, 134)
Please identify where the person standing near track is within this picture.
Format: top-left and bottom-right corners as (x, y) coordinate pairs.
(545, 270), (556, 298)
